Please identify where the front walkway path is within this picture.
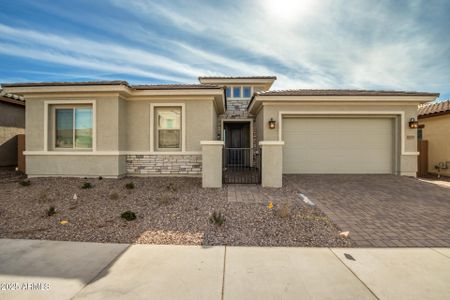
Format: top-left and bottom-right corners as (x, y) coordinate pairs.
(1, 239), (449, 299)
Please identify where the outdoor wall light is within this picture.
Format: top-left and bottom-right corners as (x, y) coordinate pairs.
(268, 118), (276, 129)
(408, 117), (419, 129)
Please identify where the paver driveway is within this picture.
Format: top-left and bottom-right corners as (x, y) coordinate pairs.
(285, 175), (450, 247)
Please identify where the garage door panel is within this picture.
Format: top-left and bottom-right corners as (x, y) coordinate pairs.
(283, 118), (394, 174)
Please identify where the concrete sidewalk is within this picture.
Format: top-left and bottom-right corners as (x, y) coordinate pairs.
(0, 239), (449, 300)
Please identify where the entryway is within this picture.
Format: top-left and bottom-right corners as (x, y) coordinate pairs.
(222, 121), (260, 184)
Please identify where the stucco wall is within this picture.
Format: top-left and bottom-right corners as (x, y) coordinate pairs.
(421, 114), (450, 176)
(259, 102), (419, 176)
(0, 102), (25, 166)
(125, 99), (215, 152)
(26, 155), (126, 177)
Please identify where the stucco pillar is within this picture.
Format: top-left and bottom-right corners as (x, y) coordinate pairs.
(259, 141), (285, 188)
(201, 141), (224, 188)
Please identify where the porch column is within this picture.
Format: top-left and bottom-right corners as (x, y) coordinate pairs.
(259, 141), (285, 188)
(201, 141), (224, 188)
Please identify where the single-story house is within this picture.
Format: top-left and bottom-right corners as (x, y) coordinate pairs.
(418, 100), (450, 177)
(0, 89), (25, 167)
(1, 77), (439, 187)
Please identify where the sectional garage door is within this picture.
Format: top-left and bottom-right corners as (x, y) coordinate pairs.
(282, 117), (394, 174)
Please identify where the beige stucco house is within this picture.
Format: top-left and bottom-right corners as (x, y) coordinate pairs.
(418, 100), (450, 177)
(1, 77), (439, 187)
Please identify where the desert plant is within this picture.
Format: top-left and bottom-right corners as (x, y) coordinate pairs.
(98, 176), (103, 180)
(209, 211), (225, 227)
(121, 211), (137, 221)
(46, 206), (56, 217)
(81, 182), (93, 189)
(125, 182), (135, 189)
(19, 179), (31, 187)
(166, 183), (177, 192)
(109, 192), (119, 200)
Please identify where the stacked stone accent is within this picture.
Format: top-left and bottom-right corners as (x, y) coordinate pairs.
(227, 99), (250, 117)
(126, 154), (202, 175)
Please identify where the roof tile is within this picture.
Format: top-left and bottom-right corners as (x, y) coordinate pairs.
(257, 89), (439, 97)
(418, 100), (450, 117)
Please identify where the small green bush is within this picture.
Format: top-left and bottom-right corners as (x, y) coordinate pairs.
(209, 211), (225, 227)
(46, 206), (56, 217)
(98, 176), (103, 180)
(121, 211), (137, 221)
(19, 180), (31, 187)
(125, 182), (135, 189)
(81, 182), (93, 189)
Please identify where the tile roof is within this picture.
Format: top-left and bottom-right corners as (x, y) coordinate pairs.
(256, 89), (440, 97)
(1, 81), (222, 90)
(418, 100), (450, 118)
(198, 76), (277, 80)
(0, 89), (25, 106)
(1, 80), (129, 88)
(133, 83), (221, 90)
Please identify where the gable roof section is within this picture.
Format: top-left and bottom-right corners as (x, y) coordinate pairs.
(248, 89), (440, 113)
(1, 81), (226, 113)
(418, 100), (450, 118)
(0, 89), (25, 106)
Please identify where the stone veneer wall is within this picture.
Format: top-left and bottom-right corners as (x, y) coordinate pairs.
(126, 154), (202, 175)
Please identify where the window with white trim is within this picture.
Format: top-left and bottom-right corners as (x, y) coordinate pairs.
(54, 106), (93, 149)
(155, 107), (182, 151)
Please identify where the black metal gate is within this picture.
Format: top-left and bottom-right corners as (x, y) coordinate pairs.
(223, 147), (261, 184)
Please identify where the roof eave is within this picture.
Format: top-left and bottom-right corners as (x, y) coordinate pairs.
(248, 94), (438, 115)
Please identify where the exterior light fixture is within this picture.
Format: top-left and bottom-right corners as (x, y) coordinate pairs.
(408, 117), (419, 129)
(268, 118), (276, 129)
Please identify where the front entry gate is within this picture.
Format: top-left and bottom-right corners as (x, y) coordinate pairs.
(223, 147), (261, 184)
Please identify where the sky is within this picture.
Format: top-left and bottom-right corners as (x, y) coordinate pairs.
(0, 0), (449, 100)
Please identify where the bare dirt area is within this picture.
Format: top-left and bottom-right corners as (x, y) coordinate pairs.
(0, 176), (352, 247)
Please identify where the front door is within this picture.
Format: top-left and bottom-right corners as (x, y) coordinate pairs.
(224, 122), (250, 166)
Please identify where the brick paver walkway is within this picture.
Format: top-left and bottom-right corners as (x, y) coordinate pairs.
(285, 174), (450, 247)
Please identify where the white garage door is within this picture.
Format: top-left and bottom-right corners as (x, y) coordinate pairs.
(283, 117), (394, 174)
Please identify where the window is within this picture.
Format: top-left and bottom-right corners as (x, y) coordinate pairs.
(226, 87), (231, 97)
(233, 86), (241, 98)
(55, 107), (93, 149)
(243, 86), (251, 98)
(156, 107), (181, 150)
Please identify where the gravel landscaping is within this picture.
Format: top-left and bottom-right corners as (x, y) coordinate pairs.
(0, 176), (352, 247)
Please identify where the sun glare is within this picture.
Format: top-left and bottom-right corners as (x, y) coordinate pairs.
(264, 0), (315, 22)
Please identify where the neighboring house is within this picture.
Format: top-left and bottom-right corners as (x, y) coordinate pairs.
(418, 100), (450, 177)
(1, 77), (438, 186)
(0, 89), (25, 167)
